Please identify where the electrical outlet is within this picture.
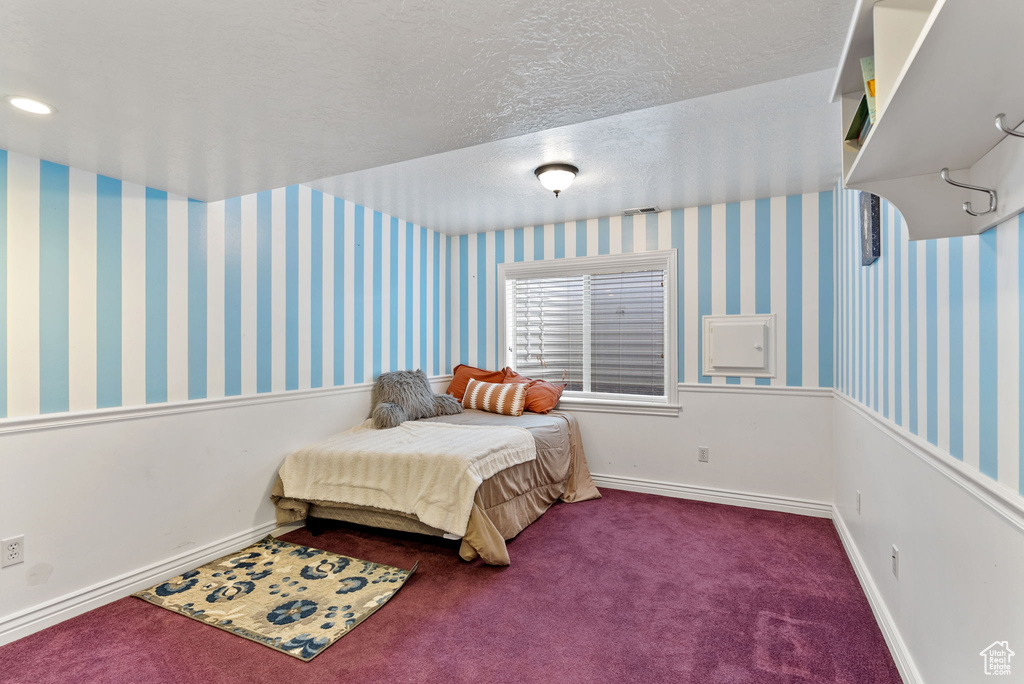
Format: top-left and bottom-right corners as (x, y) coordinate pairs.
(697, 446), (710, 463)
(856, 490), (862, 515)
(2, 536), (24, 568)
(891, 545), (899, 580)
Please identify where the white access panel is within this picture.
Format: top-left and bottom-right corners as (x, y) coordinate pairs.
(702, 314), (776, 378)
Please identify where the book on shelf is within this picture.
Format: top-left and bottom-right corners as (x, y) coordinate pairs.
(860, 56), (877, 124)
(858, 113), (873, 146)
(845, 95), (869, 149)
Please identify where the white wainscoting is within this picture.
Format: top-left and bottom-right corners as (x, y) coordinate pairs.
(585, 384), (835, 512)
(6, 380), (1021, 681)
(832, 394), (1024, 684)
(0, 380), (833, 646)
(0, 377), (449, 646)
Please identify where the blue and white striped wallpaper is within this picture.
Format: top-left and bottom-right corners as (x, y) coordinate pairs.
(0, 146), (841, 424)
(0, 149), (447, 419)
(448, 191), (835, 387)
(835, 186), (1024, 496)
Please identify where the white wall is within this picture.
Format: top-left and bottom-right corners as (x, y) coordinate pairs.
(0, 377), (448, 645)
(8, 364), (1020, 684)
(832, 395), (1024, 684)
(582, 385), (834, 516)
(0, 380), (833, 645)
(14, 368), (1022, 684)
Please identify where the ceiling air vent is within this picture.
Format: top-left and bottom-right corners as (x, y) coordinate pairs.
(622, 206), (660, 216)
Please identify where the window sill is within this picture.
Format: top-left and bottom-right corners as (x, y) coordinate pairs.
(555, 396), (681, 417)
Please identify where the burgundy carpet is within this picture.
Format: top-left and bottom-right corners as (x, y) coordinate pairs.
(0, 489), (901, 683)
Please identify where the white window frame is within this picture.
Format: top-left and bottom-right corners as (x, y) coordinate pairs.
(498, 250), (679, 416)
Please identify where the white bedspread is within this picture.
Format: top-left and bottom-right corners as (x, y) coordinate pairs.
(278, 419), (536, 537)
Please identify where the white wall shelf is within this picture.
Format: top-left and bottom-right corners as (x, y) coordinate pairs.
(833, 0), (1024, 240)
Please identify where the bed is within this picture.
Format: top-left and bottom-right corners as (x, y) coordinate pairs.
(271, 409), (601, 565)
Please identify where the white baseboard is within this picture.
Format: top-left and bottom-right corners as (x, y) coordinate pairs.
(591, 473), (833, 518)
(0, 520), (297, 647)
(831, 507), (920, 684)
(269, 521), (305, 538)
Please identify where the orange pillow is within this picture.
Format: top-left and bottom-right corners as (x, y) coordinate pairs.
(447, 364), (506, 401)
(502, 368), (566, 414)
(462, 378), (528, 416)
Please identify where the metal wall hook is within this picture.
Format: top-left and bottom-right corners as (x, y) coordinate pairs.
(940, 168), (997, 217)
(995, 113), (1024, 139)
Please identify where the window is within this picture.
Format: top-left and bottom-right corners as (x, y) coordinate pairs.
(499, 251), (678, 413)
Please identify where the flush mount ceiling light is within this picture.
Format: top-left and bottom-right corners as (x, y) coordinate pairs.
(534, 163), (578, 197)
(7, 96), (55, 115)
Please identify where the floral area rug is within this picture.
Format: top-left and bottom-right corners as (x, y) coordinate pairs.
(134, 536), (417, 661)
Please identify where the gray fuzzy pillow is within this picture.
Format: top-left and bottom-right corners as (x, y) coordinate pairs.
(370, 369), (463, 429)
(432, 394), (463, 417)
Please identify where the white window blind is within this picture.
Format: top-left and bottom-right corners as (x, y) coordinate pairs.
(590, 270), (665, 396)
(510, 274), (586, 390)
(503, 252), (675, 402)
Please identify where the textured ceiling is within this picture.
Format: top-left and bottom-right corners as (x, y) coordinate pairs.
(308, 69), (842, 234)
(0, 0), (851, 202)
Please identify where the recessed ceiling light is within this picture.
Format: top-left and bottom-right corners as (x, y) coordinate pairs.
(534, 163), (578, 197)
(7, 96), (55, 115)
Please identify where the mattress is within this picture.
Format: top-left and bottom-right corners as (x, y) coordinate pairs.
(271, 409), (600, 565)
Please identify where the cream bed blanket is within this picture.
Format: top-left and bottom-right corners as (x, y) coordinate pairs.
(277, 419), (536, 537)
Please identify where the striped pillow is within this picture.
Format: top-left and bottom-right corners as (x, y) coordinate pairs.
(461, 378), (528, 416)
